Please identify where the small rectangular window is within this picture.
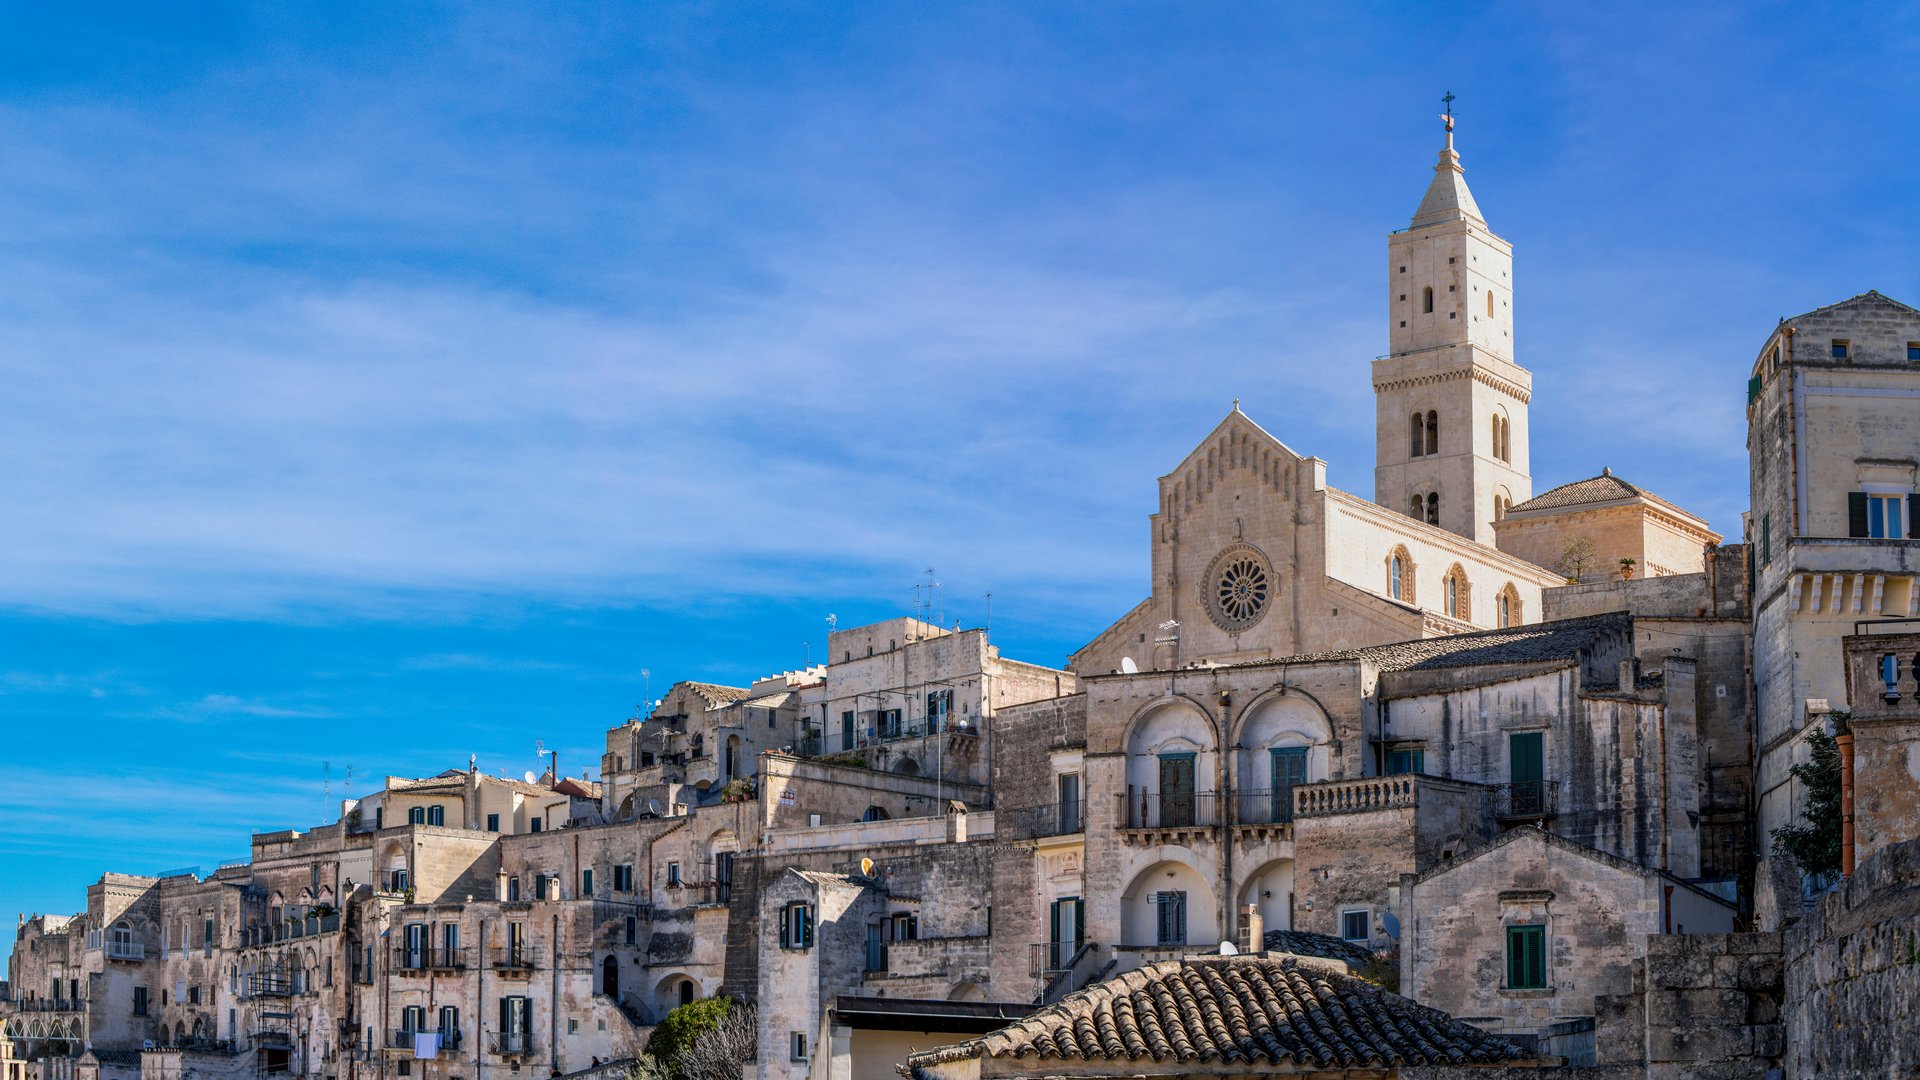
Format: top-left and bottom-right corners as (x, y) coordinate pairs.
(1506, 924), (1547, 989)
(1341, 909), (1370, 943)
(408, 806), (426, 825)
(1909, 342), (1920, 362)
(427, 805), (444, 827)
(530, 818), (542, 833)
(624, 917), (636, 946)
(1832, 338), (1851, 360)
(790, 1032), (808, 1061)
(582, 868), (594, 895)
(780, 903), (815, 949)
(487, 813), (500, 832)
(1386, 749), (1424, 775)
(667, 862), (681, 888)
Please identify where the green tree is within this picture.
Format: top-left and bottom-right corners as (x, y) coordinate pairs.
(1770, 720), (1848, 882)
(1555, 536), (1597, 583)
(644, 997), (735, 1072)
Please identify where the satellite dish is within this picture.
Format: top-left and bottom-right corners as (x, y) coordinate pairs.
(1120, 656), (1139, 674)
(524, 771), (537, 784)
(860, 857), (875, 877)
(1381, 912), (1402, 941)
(1218, 941), (1239, 955)
(647, 799), (663, 816)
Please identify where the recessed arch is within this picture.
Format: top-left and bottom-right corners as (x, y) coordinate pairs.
(1443, 564), (1471, 621)
(1386, 545), (1416, 604)
(1497, 583), (1523, 628)
(1121, 859), (1218, 949)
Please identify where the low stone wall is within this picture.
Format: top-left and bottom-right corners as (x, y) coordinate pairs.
(1637, 933), (1783, 1080)
(1783, 837), (1920, 1078)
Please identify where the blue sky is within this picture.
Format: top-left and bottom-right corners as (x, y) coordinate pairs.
(2, 2), (1917, 962)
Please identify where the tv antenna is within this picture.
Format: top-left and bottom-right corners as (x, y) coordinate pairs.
(982, 592), (992, 637)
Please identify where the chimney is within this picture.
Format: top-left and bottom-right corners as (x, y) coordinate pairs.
(1244, 904), (1265, 954)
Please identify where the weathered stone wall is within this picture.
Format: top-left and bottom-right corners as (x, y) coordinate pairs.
(1783, 837), (1920, 1078)
(1637, 933), (1784, 1080)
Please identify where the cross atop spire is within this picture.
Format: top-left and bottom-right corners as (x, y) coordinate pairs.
(1441, 90), (1456, 147)
(1410, 93), (1483, 228)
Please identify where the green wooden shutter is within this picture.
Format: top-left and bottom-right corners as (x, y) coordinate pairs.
(1850, 492), (1870, 537)
(801, 905), (814, 947)
(1509, 733), (1543, 784)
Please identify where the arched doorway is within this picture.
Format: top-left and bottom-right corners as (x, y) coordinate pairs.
(602, 955), (619, 999)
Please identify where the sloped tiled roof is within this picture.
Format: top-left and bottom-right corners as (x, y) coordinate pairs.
(1505, 469), (1699, 524)
(1262, 929), (1374, 967)
(1208, 612), (1629, 677)
(680, 682), (750, 708)
(905, 954), (1529, 1072)
(1785, 289), (1920, 323)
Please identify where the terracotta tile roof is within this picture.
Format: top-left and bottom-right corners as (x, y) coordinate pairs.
(906, 954), (1528, 1072)
(1504, 468), (1700, 524)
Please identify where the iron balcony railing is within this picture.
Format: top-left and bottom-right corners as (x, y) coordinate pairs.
(391, 1030), (462, 1052)
(1118, 791), (1221, 830)
(379, 871), (411, 894)
(1493, 780), (1559, 820)
(13, 999), (84, 1013)
(242, 975), (293, 999)
(491, 945), (539, 970)
(1000, 802), (1086, 839)
(1234, 790), (1297, 825)
(239, 915), (340, 947)
(394, 947), (468, 972)
(490, 1032), (534, 1056)
(1029, 940), (1089, 978)
(105, 941), (146, 961)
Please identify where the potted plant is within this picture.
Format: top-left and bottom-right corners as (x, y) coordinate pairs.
(1619, 557), (1637, 580)
(721, 779), (754, 804)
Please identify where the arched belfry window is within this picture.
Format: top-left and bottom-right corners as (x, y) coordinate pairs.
(1425, 411), (1438, 456)
(1491, 413), (1510, 464)
(1422, 286), (1434, 314)
(1487, 289), (1495, 318)
(1410, 413), (1425, 458)
(1408, 493), (1424, 519)
(1425, 492), (1439, 525)
(1493, 494), (1508, 521)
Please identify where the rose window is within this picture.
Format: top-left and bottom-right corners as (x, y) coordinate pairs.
(1203, 545), (1274, 632)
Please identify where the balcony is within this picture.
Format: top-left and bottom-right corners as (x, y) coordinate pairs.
(1230, 791), (1296, 842)
(393, 947), (468, 972)
(491, 945), (539, 972)
(390, 1030), (462, 1053)
(1493, 781), (1559, 822)
(1293, 775), (1419, 818)
(1002, 801), (1086, 840)
(240, 914), (340, 947)
(1117, 791), (1220, 845)
(242, 974), (293, 999)
(378, 871), (412, 896)
(105, 940), (146, 961)
(490, 1032), (535, 1057)
(13, 999), (84, 1013)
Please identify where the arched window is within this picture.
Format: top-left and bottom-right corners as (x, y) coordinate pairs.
(1409, 493), (1424, 519)
(1443, 565), (1470, 621)
(1493, 494), (1507, 521)
(1425, 492), (1439, 525)
(1497, 584), (1522, 628)
(861, 806), (890, 822)
(1386, 547), (1414, 603)
(1487, 289), (1495, 318)
(1491, 413), (1510, 463)
(1422, 286), (1434, 314)
(1425, 411), (1438, 455)
(1410, 413), (1425, 458)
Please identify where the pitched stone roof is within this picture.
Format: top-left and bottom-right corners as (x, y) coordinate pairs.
(1504, 468), (1698, 523)
(905, 954), (1529, 1073)
(1786, 289), (1919, 323)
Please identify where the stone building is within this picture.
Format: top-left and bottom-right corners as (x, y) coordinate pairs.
(1073, 124), (1586, 677)
(1494, 470), (1721, 583)
(1401, 827), (1734, 1051)
(1744, 289), (1920, 925)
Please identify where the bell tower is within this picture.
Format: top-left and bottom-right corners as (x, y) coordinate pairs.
(1372, 99), (1532, 544)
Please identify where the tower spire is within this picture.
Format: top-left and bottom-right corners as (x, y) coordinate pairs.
(1411, 92), (1483, 229)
